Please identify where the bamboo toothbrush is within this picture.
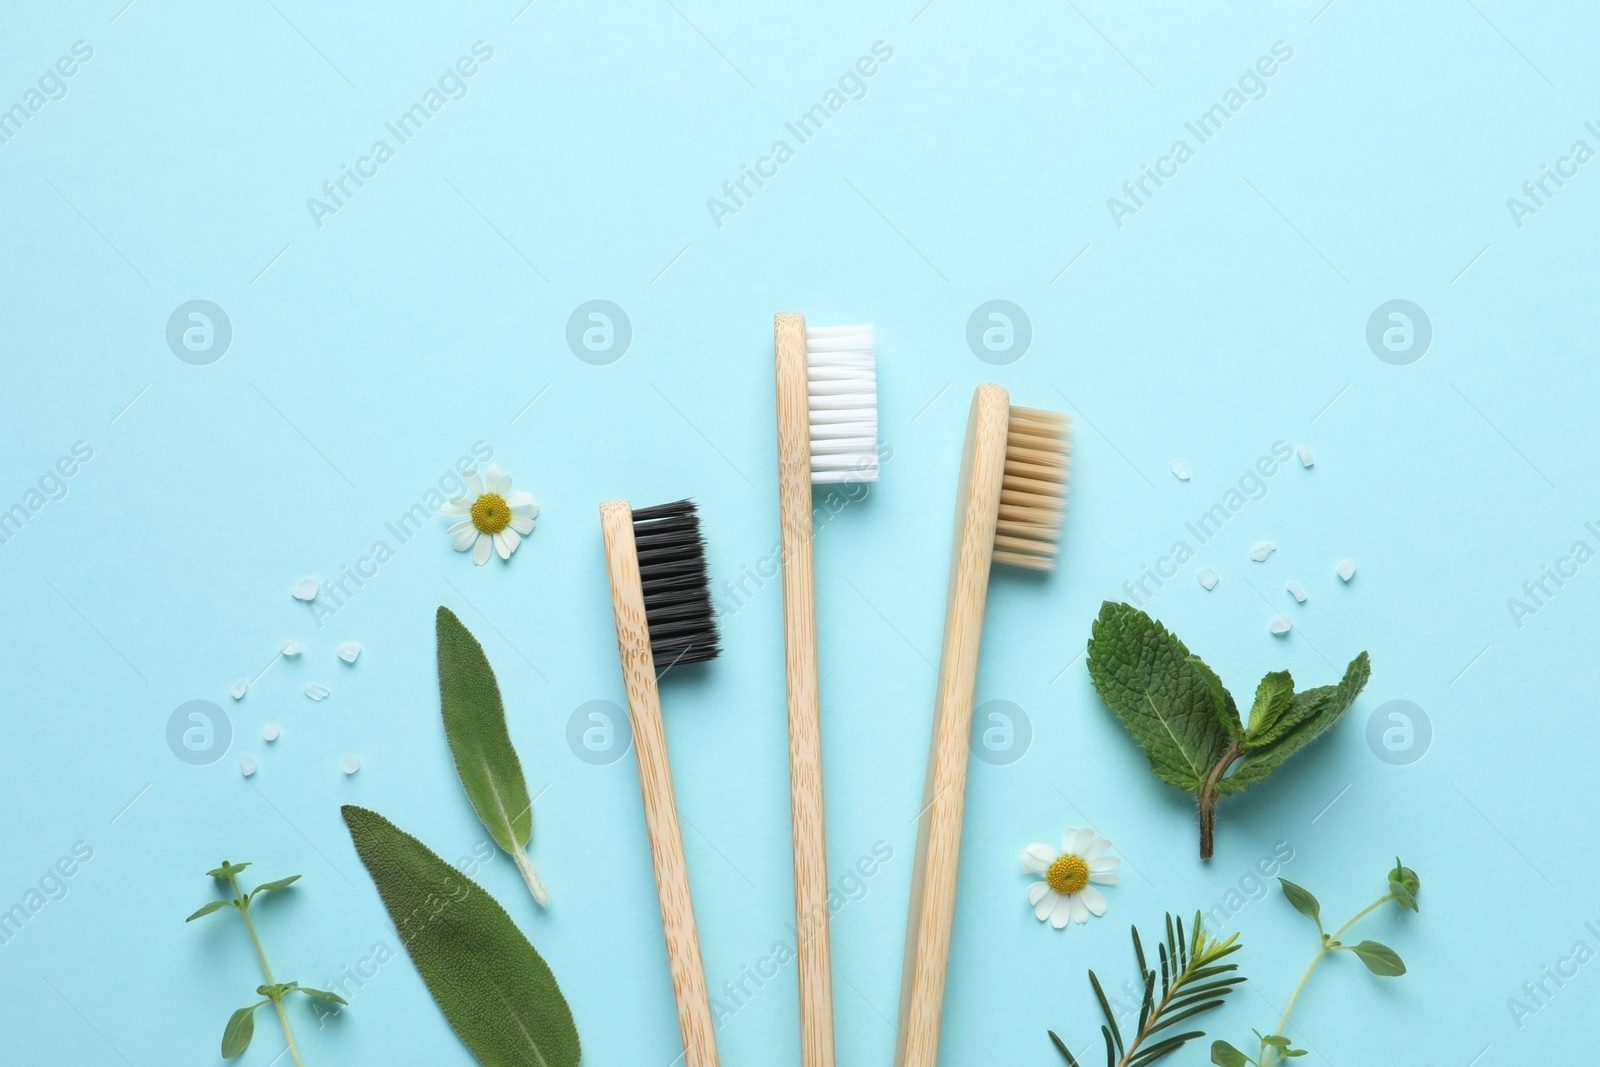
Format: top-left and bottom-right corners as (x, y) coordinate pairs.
(772, 314), (879, 1067)
(599, 498), (723, 1067)
(894, 383), (1071, 1067)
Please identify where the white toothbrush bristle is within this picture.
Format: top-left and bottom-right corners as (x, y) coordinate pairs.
(806, 324), (878, 484)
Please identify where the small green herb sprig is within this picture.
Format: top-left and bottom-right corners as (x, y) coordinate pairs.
(1212, 859), (1420, 1067)
(1087, 602), (1370, 858)
(1050, 912), (1244, 1067)
(187, 860), (346, 1064)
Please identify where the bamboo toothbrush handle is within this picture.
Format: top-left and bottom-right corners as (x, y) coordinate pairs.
(774, 312), (837, 1067)
(895, 383), (1011, 1067)
(600, 500), (719, 1067)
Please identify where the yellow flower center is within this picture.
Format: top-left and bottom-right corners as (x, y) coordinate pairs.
(471, 493), (512, 534)
(1046, 854), (1089, 895)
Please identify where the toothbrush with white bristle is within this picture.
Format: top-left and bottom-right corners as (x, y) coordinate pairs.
(773, 314), (880, 1067)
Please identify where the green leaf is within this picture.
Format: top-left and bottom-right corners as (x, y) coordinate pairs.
(1191, 656), (1243, 741)
(1216, 652), (1370, 795)
(342, 805), (580, 1067)
(186, 899), (233, 922)
(221, 1005), (258, 1058)
(249, 875), (301, 900)
(1349, 940), (1406, 976)
(437, 607), (547, 907)
(1389, 858), (1421, 911)
(1087, 603), (1230, 791)
(296, 986), (349, 1005)
(207, 860), (250, 881)
(1243, 671), (1295, 745)
(1047, 1030), (1080, 1067)
(1211, 1040), (1249, 1066)
(1278, 879), (1321, 926)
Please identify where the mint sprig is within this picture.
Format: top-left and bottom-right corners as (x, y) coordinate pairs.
(1086, 602), (1370, 858)
(187, 861), (344, 1063)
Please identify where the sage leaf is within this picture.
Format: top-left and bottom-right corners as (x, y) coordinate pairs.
(436, 606), (548, 906)
(296, 986), (349, 1005)
(342, 805), (580, 1067)
(186, 899), (233, 922)
(1216, 653), (1370, 796)
(1278, 879), (1321, 925)
(1243, 671), (1294, 744)
(1087, 602), (1229, 791)
(1349, 940), (1406, 976)
(221, 1005), (257, 1058)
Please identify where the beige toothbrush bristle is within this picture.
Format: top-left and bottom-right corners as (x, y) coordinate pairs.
(992, 405), (1071, 570)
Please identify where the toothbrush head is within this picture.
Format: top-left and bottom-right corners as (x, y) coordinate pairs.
(992, 406), (1072, 570)
(631, 499), (721, 668)
(804, 323), (879, 484)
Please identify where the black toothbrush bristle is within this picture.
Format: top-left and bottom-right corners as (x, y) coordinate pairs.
(631, 499), (721, 669)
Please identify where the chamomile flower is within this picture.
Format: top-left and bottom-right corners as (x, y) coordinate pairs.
(1022, 827), (1120, 929)
(440, 464), (538, 565)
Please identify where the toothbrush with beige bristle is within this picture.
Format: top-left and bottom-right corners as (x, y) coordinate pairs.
(894, 382), (1071, 1067)
(772, 313), (879, 1067)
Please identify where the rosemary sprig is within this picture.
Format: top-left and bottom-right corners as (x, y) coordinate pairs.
(1050, 912), (1245, 1067)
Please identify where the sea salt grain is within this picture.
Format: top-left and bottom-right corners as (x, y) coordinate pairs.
(1287, 581), (1308, 603)
(240, 756), (257, 777)
(1298, 445), (1314, 468)
(1171, 459), (1191, 481)
(1250, 541), (1276, 562)
(305, 682), (329, 701)
(337, 641), (361, 664)
(1337, 559), (1357, 582)
(231, 681), (247, 700)
(1197, 566), (1219, 590)
(1270, 616), (1292, 635)
(263, 723), (280, 743)
(343, 757), (361, 775)
(291, 577), (319, 601)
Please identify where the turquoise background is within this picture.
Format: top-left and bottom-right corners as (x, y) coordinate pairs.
(1, 1), (1594, 1064)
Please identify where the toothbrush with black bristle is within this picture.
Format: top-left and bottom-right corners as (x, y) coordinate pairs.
(772, 313), (879, 1067)
(894, 383), (1073, 1067)
(598, 497), (722, 1067)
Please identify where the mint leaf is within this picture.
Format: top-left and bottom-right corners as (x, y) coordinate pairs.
(186, 899), (233, 922)
(1211, 1040), (1249, 1066)
(1217, 653), (1370, 796)
(1243, 670), (1295, 745)
(1192, 656), (1243, 742)
(1278, 879), (1321, 926)
(249, 875), (301, 900)
(1087, 602), (1229, 791)
(1349, 940), (1406, 976)
(221, 1005), (257, 1058)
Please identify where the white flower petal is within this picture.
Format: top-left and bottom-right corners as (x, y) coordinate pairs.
(1035, 887), (1059, 922)
(506, 491), (536, 509)
(1089, 870), (1120, 886)
(1049, 894), (1073, 929)
(440, 499), (471, 518)
(1068, 828), (1095, 855)
(1022, 844), (1054, 873)
(1079, 884), (1107, 916)
(1090, 855), (1122, 873)
(1083, 837), (1111, 861)
(472, 534), (492, 565)
(486, 463), (510, 496)
(1027, 881), (1051, 906)
(465, 469), (484, 496)
(1069, 894), (1090, 924)
(450, 524), (478, 551)
(509, 515), (535, 535)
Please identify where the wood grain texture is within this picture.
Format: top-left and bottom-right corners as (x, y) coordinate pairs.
(894, 383), (1011, 1067)
(599, 500), (719, 1067)
(774, 311), (837, 1067)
